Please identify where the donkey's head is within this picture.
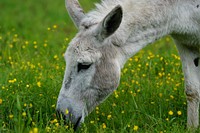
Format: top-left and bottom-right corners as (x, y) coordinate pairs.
(56, 0), (123, 130)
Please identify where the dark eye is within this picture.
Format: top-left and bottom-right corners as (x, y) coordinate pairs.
(78, 63), (92, 72)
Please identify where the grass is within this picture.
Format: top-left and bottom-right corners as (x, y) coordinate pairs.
(0, 0), (199, 132)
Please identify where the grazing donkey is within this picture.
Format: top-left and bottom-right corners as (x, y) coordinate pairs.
(56, 0), (200, 130)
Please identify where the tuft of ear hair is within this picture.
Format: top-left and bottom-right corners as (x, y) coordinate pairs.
(96, 5), (123, 41)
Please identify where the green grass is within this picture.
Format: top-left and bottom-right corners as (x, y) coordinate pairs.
(0, 0), (199, 132)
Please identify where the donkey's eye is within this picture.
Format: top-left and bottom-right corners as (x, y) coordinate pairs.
(78, 63), (92, 72)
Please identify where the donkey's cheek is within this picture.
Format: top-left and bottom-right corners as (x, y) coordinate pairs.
(93, 69), (120, 91)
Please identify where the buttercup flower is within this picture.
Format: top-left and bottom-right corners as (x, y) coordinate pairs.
(168, 110), (173, 115)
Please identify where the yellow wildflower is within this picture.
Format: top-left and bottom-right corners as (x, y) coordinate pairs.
(9, 114), (14, 119)
(65, 125), (69, 129)
(65, 38), (69, 41)
(46, 126), (51, 132)
(134, 58), (139, 62)
(53, 25), (57, 29)
(25, 41), (29, 45)
(107, 114), (112, 120)
(168, 110), (173, 115)
(9, 44), (13, 48)
(55, 123), (59, 127)
(37, 82), (41, 87)
(133, 125), (139, 131)
(65, 109), (69, 115)
(112, 103), (116, 107)
(33, 41), (37, 45)
(102, 123), (106, 129)
(29, 103), (33, 108)
(0, 98), (2, 104)
(22, 112), (26, 117)
(177, 111), (182, 116)
(33, 128), (38, 133)
(52, 119), (58, 123)
(170, 95), (174, 99)
(44, 43), (47, 47)
(90, 121), (94, 124)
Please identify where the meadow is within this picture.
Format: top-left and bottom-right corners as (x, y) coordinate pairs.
(0, 0), (199, 132)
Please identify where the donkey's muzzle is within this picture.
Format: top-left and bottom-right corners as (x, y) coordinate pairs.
(56, 108), (82, 131)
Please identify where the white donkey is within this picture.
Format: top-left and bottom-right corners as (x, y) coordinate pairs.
(56, 0), (200, 130)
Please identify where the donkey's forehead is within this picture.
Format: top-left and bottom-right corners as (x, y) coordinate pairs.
(68, 39), (94, 53)
(65, 35), (102, 63)
(67, 32), (99, 52)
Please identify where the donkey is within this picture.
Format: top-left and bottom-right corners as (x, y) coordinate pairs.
(56, 0), (200, 130)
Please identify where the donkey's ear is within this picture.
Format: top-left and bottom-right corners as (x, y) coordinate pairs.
(96, 5), (123, 41)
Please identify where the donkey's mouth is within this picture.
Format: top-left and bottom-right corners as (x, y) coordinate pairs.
(56, 109), (83, 131)
(73, 116), (82, 131)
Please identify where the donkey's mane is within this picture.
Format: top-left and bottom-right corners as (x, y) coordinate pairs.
(84, 0), (173, 61)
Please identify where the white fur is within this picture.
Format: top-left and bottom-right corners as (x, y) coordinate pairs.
(57, 0), (200, 129)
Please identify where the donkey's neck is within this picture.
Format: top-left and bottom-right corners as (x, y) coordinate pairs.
(109, 0), (176, 68)
(116, 23), (171, 67)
